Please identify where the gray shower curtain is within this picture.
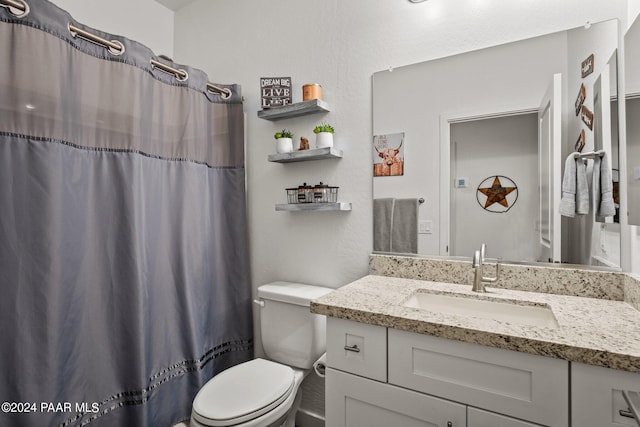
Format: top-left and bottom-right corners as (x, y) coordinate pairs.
(0, 1), (253, 426)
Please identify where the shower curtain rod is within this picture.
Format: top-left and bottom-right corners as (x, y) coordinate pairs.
(1, 0), (233, 99)
(0, 0), (29, 16)
(1, 0), (25, 10)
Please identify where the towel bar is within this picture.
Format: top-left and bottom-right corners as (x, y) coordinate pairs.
(576, 150), (605, 159)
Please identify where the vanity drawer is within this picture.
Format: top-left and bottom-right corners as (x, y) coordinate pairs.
(572, 362), (640, 427)
(326, 317), (387, 382)
(388, 329), (569, 427)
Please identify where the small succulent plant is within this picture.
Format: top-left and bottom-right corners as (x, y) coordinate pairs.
(274, 129), (293, 139)
(313, 123), (335, 134)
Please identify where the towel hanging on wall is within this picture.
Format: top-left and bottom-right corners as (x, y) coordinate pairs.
(559, 152), (589, 217)
(593, 151), (616, 219)
(373, 198), (419, 254)
(391, 198), (419, 253)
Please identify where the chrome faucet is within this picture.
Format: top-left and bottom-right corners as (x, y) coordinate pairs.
(472, 243), (501, 292)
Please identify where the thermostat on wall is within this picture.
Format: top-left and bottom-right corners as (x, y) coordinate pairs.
(454, 177), (468, 188)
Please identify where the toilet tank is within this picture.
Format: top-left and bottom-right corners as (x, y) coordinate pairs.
(257, 281), (334, 369)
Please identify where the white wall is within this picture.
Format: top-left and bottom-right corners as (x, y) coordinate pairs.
(171, 0), (631, 424)
(50, 0), (174, 57)
(172, 0), (630, 300)
(171, 0), (629, 289)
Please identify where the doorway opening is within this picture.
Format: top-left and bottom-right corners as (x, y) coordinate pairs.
(448, 112), (540, 262)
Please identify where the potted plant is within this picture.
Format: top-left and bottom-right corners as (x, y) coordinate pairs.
(313, 123), (334, 148)
(274, 129), (294, 153)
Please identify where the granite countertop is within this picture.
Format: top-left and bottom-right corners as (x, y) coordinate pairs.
(310, 275), (640, 372)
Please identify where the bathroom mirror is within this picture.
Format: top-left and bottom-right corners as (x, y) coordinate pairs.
(626, 16), (640, 225)
(372, 19), (622, 269)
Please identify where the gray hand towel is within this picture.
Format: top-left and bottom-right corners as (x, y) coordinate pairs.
(373, 198), (394, 252)
(390, 198), (419, 254)
(559, 153), (578, 217)
(576, 156), (589, 215)
(595, 151), (616, 218)
(560, 152), (588, 217)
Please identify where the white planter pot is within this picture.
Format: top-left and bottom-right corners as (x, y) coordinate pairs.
(275, 137), (293, 153)
(316, 132), (334, 148)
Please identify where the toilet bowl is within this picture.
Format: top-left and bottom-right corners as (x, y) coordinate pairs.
(190, 282), (333, 427)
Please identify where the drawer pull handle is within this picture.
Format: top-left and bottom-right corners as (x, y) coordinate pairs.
(620, 409), (635, 419)
(344, 344), (360, 353)
(622, 391), (640, 426)
(447, 422), (453, 427)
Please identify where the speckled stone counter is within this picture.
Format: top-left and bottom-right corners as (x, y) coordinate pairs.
(311, 275), (640, 372)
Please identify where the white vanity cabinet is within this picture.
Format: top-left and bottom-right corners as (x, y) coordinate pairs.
(326, 368), (467, 427)
(571, 362), (640, 427)
(325, 317), (569, 427)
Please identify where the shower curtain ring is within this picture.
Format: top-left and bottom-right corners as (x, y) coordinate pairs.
(150, 58), (189, 82)
(207, 83), (232, 99)
(0, 0), (30, 17)
(68, 23), (125, 56)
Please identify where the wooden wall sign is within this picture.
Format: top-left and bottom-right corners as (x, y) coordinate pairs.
(580, 105), (594, 130)
(574, 83), (586, 116)
(575, 129), (586, 152)
(373, 133), (405, 177)
(581, 54), (595, 78)
(260, 77), (292, 109)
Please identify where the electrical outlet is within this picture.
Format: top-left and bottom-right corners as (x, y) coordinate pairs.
(419, 220), (433, 234)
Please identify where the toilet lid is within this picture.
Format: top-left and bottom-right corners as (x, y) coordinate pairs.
(192, 358), (295, 426)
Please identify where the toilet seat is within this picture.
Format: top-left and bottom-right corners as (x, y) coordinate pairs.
(192, 359), (296, 427)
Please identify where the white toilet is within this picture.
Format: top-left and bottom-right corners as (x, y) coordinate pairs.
(190, 281), (333, 427)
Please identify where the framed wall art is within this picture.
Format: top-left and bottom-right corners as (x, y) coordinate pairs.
(373, 132), (405, 177)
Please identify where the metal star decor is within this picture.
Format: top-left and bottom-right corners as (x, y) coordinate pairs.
(476, 175), (518, 213)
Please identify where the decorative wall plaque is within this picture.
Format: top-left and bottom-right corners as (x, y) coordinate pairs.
(260, 77), (292, 109)
(373, 133), (405, 177)
(476, 175), (518, 213)
(581, 54), (595, 78)
(574, 83), (586, 116)
(575, 129), (586, 152)
(581, 105), (594, 130)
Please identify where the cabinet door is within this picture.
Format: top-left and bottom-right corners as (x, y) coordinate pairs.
(572, 362), (640, 427)
(468, 407), (545, 427)
(326, 368), (466, 427)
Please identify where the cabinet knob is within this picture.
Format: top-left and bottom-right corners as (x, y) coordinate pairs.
(447, 422), (453, 427)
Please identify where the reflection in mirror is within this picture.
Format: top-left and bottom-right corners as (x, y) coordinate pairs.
(626, 16), (640, 226)
(373, 19), (622, 269)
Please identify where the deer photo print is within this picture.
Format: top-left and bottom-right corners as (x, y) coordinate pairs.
(373, 132), (405, 177)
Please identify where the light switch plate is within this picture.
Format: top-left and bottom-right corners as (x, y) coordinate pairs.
(419, 220), (433, 234)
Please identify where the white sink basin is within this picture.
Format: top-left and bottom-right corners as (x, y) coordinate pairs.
(403, 291), (558, 328)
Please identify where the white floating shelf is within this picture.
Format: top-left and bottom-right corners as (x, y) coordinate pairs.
(275, 202), (352, 212)
(258, 99), (330, 121)
(268, 147), (343, 163)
